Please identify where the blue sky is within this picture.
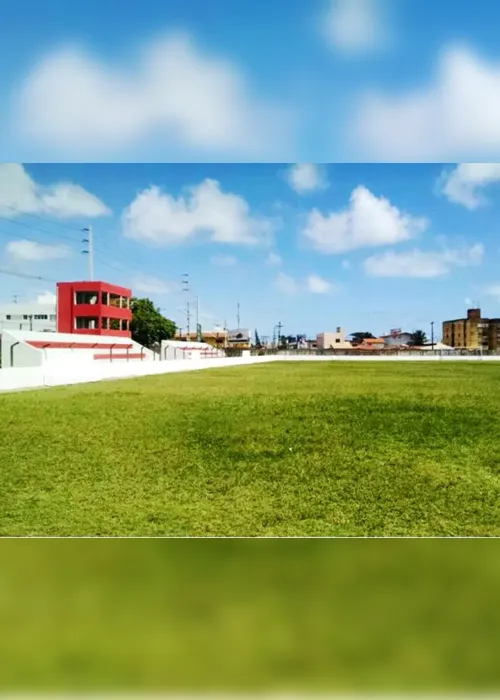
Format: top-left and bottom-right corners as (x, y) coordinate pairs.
(3, 0), (500, 160)
(1, 162), (499, 340)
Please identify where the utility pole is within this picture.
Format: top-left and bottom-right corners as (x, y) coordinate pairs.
(237, 301), (240, 329)
(181, 273), (190, 340)
(431, 321), (435, 351)
(82, 226), (94, 281)
(277, 321), (282, 347)
(12, 294), (18, 304)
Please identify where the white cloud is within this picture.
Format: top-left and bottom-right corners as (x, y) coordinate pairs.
(302, 185), (427, 254)
(211, 255), (238, 267)
(355, 46), (500, 160)
(0, 163), (111, 219)
(307, 274), (334, 294)
(323, 0), (388, 55)
(6, 239), (70, 262)
(275, 272), (300, 295)
(36, 291), (57, 304)
(275, 271), (336, 295)
(133, 276), (178, 295)
(122, 178), (274, 247)
(364, 243), (484, 278)
(266, 251), (282, 266)
(285, 164), (328, 194)
(437, 163), (500, 210)
(15, 33), (289, 159)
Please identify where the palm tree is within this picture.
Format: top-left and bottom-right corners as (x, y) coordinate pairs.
(409, 329), (427, 347)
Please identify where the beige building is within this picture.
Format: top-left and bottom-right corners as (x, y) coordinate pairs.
(316, 327), (353, 350)
(442, 308), (489, 350)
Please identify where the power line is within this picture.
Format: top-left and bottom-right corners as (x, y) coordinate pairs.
(0, 267), (57, 283)
(0, 206), (183, 299)
(0, 212), (81, 245)
(0, 203), (85, 235)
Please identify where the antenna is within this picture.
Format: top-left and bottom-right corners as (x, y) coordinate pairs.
(82, 226), (94, 281)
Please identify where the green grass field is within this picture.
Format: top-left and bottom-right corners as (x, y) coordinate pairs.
(2, 539), (500, 692)
(1, 361), (500, 535)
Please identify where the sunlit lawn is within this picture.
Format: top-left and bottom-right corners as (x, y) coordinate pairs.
(1, 361), (500, 535)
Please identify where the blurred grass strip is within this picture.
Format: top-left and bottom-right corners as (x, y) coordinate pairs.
(0, 539), (499, 692)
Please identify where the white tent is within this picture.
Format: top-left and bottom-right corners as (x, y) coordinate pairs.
(418, 342), (454, 351)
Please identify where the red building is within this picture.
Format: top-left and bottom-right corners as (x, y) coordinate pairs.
(57, 281), (132, 337)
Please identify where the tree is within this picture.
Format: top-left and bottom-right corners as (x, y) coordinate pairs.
(350, 332), (375, 345)
(254, 329), (262, 348)
(409, 330), (428, 347)
(130, 298), (176, 349)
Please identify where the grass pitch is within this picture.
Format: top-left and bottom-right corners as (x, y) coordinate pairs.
(1, 361), (500, 535)
(2, 539), (500, 692)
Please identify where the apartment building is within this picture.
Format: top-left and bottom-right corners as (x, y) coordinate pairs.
(442, 308), (490, 350)
(0, 301), (57, 333)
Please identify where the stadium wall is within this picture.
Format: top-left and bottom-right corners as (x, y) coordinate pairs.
(2, 352), (500, 393)
(0, 354), (273, 392)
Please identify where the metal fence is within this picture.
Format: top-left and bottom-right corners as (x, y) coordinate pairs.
(247, 347), (500, 358)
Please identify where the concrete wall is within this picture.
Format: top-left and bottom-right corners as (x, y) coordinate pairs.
(2, 352), (500, 393)
(1, 329), (155, 368)
(278, 354), (500, 362)
(1, 331), (44, 368)
(0, 355), (275, 392)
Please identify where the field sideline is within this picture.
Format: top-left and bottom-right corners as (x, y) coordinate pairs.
(1, 361), (500, 536)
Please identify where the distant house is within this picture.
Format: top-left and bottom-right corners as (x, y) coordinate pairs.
(380, 331), (413, 347)
(357, 337), (385, 350)
(317, 327), (352, 350)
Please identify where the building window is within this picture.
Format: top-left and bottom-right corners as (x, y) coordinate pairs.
(109, 319), (121, 331)
(75, 291), (99, 305)
(6, 315), (11, 320)
(34, 314), (48, 320)
(75, 316), (98, 330)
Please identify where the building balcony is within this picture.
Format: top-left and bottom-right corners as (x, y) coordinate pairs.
(73, 304), (132, 320)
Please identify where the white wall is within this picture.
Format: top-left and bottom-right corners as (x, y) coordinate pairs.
(3, 353), (500, 393)
(0, 355), (274, 392)
(279, 354), (500, 362)
(1, 329), (156, 368)
(1, 330), (44, 368)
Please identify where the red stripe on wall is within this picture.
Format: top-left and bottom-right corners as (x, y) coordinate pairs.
(27, 341), (134, 350)
(93, 353), (145, 360)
